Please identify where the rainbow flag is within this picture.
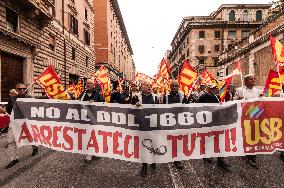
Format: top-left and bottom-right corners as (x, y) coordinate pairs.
(219, 76), (233, 102)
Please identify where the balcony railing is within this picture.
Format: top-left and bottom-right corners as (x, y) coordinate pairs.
(19, 0), (54, 27)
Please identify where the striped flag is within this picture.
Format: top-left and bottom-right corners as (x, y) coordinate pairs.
(270, 34), (284, 65)
(35, 66), (70, 100)
(156, 58), (171, 94)
(134, 72), (154, 85)
(263, 69), (282, 97)
(96, 66), (112, 101)
(202, 70), (219, 86)
(75, 79), (84, 95)
(178, 60), (198, 96)
(219, 76), (233, 102)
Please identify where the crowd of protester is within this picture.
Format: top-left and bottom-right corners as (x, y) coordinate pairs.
(1, 74), (284, 178)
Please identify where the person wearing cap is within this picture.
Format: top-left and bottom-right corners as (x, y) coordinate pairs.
(234, 74), (261, 100)
(234, 74), (261, 168)
(197, 84), (232, 172)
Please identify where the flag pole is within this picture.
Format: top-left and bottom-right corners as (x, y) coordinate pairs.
(276, 63), (284, 94)
(25, 82), (35, 92)
(235, 59), (245, 99)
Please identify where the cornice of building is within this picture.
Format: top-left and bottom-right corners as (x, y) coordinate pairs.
(110, 0), (133, 55)
(85, 0), (95, 13)
(0, 27), (39, 48)
(168, 21), (262, 59)
(171, 4), (271, 47)
(219, 10), (284, 65)
(211, 4), (272, 18)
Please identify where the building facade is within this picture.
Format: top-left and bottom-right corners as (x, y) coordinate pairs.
(93, 0), (135, 81)
(0, 0), (96, 101)
(218, 7), (284, 88)
(168, 4), (271, 79)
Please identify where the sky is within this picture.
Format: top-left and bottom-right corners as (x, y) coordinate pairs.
(118, 0), (271, 77)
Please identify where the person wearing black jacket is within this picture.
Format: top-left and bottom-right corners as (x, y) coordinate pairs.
(5, 83), (39, 169)
(110, 86), (123, 103)
(197, 84), (232, 172)
(131, 80), (158, 178)
(79, 79), (104, 162)
(79, 79), (105, 102)
(163, 80), (188, 170)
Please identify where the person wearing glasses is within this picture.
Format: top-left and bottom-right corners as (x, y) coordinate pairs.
(79, 79), (105, 162)
(5, 83), (39, 169)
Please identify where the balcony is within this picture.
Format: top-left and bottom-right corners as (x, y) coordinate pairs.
(18, 0), (54, 27)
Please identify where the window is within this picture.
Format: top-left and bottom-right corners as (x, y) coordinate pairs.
(69, 74), (79, 84)
(229, 10), (235, 21)
(84, 28), (90, 46)
(86, 56), (89, 67)
(242, 10), (249, 21)
(215, 45), (220, 52)
(215, 31), (221, 38)
(6, 7), (18, 33)
(50, 0), (56, 17)
(228, 43), (235, 50)
(186, 37), (189, 44)
(199, 31), (205, 39)
(70, 0), (75, 4)
(186, 48), (190, 57)
(213, 57), (219, 66)
(48, 34), (56, 51)
(181, 54), (185, 61)
(199, 59), (205, 65)
(228, 30), (236, 39)
(256, 10), (262, 21)
(85, 7), (88, 20)
(178, 47), (182, 55)
(71, 47), (76, 60)
(242, 30), (250, 38)
(226, 67), (229, 76)
(70, 14), (78, 35)
(199, 45), (205, 54)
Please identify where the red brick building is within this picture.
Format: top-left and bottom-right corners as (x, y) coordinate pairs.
(93, 0), (135, 81)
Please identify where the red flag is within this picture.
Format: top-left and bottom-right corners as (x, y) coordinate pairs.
(75, 80), (84, 94)
(35, 66), (70, 100)
(156, 58), (171, 93)
(270, 34), (284, 65)
(202, 70), (218, 86)
(178, 60), (198, 96)
(263, 69), (282, 97)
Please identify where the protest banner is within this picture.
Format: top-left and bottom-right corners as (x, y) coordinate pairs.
(11, 98), (284, 163)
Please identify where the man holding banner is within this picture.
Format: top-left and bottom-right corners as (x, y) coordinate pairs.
(197, 84), (232, 172)
(234, 74), (261, 168)
(131, 80), (158, 178)
(5, 83), (39, 169)
(79, 79), (104, 162)
(163, 80), (188, 170)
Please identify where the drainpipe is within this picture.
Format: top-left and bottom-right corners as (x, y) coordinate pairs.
(62, 0), (67, 88)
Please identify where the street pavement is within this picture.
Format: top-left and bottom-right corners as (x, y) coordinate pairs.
(0, 146), (283, 188)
